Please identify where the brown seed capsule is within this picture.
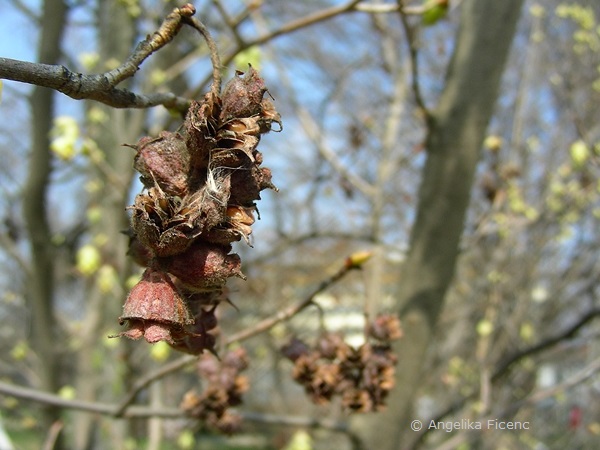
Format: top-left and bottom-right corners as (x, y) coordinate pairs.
(220, 65), (267, 120)
(315, 333), (345, 360)
(170, 331), (218, 356)
(117, 268), (193, 344)
(281, 338), (310, 362)
(133, 131), (190, 197)
(163, 242), (245, 291)
(342, 388), (374, 413)
(368, 314), (403, 342)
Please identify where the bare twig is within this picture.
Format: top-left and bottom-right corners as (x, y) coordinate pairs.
(398, 1), (430, 119)
(225, 255), (363, 345)
(182, 15), (222, 96)
(0, 57), (188, 110)
(355, 3), (435, 14)
(295, 106), (376, 199)
(191, 0), (363, 97)
(41, 421), (63, 450)
(409, 306), (600, 449)
(114, 354), (196, 417)
(492, 307), (600, 381)
(415, 357), (600, 450)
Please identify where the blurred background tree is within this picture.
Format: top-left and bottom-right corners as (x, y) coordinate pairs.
(0, 1), (599, 449)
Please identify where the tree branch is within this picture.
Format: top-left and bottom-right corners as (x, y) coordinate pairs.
(0, 378), (360, 436)
(0, 380), (181, 418)
(0, 3), (222, 110)
(492, 307), (600, 381)
(398, 2), (430, 119)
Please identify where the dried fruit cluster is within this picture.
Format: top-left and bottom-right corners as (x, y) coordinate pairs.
(282, 314), (402, 412)
(117, 66), (281, 354)
(180, 348), (249, 434)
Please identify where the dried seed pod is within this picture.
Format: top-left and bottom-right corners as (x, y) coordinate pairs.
(171, 331), (218, 356)
(130, 187), (198, 257)
(211, 411), (243, 435)
(125, 231), (153, 267)
(134, 131), (190, 196)
(309, 363), (341, 403)
(196, 304), (219, 332)
(180, 390), (205, 417)
(120, 64), (280, 361)
(292, 353), (319, 384)
(368, 314), (403, 342)
(315, 333), (345, 360)
(220, 65), (267, 120)
(281, 338), (310, 362)
(222, 347), (249, 372)
(163, 242), (244, 291)
(342, 388), (374, 413)
(116, 268), (193, 344)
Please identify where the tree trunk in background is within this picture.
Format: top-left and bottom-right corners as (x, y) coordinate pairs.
(351, 1), (525, 449)
(22, 0), (67, 438)
(72, 2), (140, 448)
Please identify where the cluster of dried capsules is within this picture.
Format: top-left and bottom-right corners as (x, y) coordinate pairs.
(180, 348), (249, 434)
(282, 314), (402, 412)
(116, 66), (281, 354)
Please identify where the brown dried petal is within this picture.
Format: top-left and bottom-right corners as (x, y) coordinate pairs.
(221, 117), (261, 137)
(185, 95), (220, 172)
(258, 98), (282, 133)
(229, 165), (277, 205)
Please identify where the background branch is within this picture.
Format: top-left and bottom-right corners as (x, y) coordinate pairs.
(410, 305), (600, 448)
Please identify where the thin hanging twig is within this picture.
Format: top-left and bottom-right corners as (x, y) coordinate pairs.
(182, 15), (222, 96)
